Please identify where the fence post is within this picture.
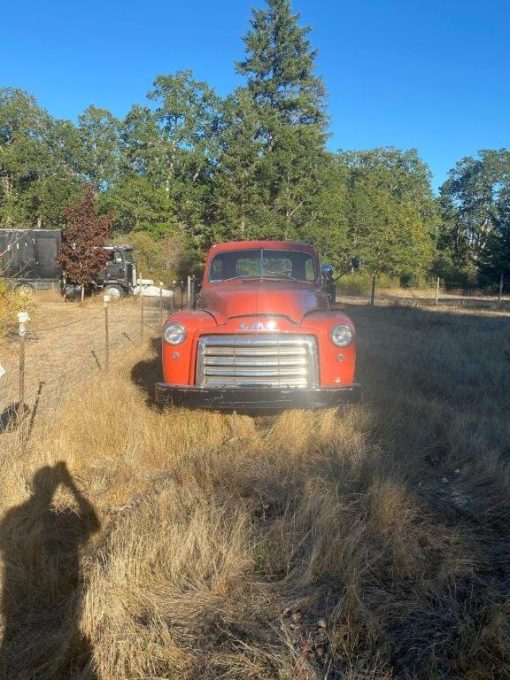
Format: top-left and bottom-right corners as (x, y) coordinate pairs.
(370, 274), (376, 307)
(139, 276), (144, 340)
(435, 277), (440, 305)
(171, 281), (176, 312)
(187, 275), (192, 309)
(498, 273), (504, 309)
(103, 294), (110, 371)
(180, 280), (185, 309)
(159, 282), (164, 329)
(17, 311), (30, 408)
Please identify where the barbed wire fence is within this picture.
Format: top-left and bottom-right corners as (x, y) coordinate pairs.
(338, 273), (510, 311)
(0, 286), (178, 435)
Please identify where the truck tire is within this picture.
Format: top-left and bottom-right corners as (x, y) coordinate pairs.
(104, 284), (124, 300)
(14, 282), (34, 295)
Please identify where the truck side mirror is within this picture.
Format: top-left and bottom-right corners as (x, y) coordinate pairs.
(320, 264), (336, 304)
(320, 264), (333, 283)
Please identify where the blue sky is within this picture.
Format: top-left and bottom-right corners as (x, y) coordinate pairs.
(2, 0), (509, 189)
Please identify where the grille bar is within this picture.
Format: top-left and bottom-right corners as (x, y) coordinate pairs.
(196, 334), (318, 389)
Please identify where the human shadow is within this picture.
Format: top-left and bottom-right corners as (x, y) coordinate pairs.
(0, 462), (100, 679)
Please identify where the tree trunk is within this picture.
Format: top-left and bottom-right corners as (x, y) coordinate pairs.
(2, 175), (11, 198)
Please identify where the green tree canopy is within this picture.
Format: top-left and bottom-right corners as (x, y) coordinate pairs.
(439, 150), (510, 274)
(338, 148), (438, 275)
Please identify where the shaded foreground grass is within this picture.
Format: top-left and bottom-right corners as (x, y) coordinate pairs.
(1, 304), (510, 679)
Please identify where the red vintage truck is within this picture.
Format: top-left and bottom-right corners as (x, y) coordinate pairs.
(156, 240), (360, 410)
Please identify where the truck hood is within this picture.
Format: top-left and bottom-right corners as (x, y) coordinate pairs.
(198, 279), (326, 325)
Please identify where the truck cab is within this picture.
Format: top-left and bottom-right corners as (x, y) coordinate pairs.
(97, 246), (137, 299)
(156, 240), (360, 410)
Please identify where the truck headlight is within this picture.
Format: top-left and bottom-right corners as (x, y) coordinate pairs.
(163, 322), (186, 345)
(330, 324), (354, 347)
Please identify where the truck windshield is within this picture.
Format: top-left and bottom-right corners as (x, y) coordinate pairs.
(209, 249), (316, 282)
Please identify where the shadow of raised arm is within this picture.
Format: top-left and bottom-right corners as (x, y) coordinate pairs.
(55, 461), (100, 533)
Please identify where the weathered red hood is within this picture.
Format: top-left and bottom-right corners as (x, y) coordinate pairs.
(198, 279), (327, 325)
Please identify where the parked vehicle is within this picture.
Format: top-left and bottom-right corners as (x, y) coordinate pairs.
(0, 229), (137, 298)
(156, 240), (360, 410)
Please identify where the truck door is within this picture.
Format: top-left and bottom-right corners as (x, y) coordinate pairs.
(104, 249), (125, 282)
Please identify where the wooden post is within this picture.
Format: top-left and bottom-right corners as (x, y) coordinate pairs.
(139, 276), (144, 340)
(435, 276), (440, 305)
(498, 273), (504, 309)
(159, 282), (164, 329)
(17, 311), (30, 407)
(187, 275), (192, 309)
(103, 294), (110, 370)
(370, 274), (376, 307)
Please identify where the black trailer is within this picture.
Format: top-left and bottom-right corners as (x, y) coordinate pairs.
(0, 229), (137, 298)
(0, 229), (61, 290)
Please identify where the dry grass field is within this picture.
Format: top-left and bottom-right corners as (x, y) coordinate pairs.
(1, 302), (510, 679)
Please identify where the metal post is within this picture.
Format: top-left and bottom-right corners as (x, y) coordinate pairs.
(103, 294), (110, 370)
(498, 273), (504, 309)
(435, 276), (440, 305)
(139, 276), (144, 340)
(370, 274), (376, 307)
(187, 275), (192, 309)
(17, 311), (30, 407)
(159, 282), (164, 328)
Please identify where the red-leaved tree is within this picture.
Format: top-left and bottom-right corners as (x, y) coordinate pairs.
(58, 186), (111, 290)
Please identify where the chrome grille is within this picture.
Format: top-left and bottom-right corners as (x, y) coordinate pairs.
(196, 335), (318, 388)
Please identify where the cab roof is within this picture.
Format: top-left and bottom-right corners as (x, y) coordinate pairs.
(209, 240), (317, 256)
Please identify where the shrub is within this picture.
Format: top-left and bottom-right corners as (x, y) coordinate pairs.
(114, 232), (189, 286)
(336, 272), (401, 295)
(0, 280), (34, 338)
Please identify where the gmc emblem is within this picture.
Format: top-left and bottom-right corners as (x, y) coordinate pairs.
(239, 320), (277, 331)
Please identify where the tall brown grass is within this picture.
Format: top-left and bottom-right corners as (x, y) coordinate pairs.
(1, 304), (509, 679)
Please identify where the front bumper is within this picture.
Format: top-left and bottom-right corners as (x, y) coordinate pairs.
(155, 382), (361, 410)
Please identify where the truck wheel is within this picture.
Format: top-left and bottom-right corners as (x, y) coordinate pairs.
(14, 282), (34, 295)
(104, 284), (124, 300)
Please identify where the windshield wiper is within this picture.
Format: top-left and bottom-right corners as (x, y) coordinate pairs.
(260, 274), (299, 281)
(222, 274), (301, 283)
(223, 275), (259, 282)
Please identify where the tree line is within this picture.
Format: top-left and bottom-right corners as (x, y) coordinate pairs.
(1, 0), (508, 286)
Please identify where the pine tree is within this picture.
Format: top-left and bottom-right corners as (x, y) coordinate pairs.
(233, 0), (328, 237)
(237, 0), (326, 127)
(210, 90), (269, 241)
